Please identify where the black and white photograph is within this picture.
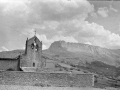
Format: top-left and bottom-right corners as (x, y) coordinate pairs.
(0, 0), (119, 90)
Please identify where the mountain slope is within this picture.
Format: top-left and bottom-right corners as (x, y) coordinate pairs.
(0, 50), (24, 58)
(46, 41), (120, 66)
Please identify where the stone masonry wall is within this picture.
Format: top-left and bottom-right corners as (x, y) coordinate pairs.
(0, 71), (94, 87)
(0, 60), (19, 71)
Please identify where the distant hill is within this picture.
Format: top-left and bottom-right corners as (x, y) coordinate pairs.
(46, 41), (120, 87)
(0, 50), (24, 58)
(45, 41), (120, 66)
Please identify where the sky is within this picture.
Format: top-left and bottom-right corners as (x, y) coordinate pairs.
(0, 0), (120, 51)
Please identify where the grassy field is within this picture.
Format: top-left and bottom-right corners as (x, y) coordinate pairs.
(0, 85), (117, 90)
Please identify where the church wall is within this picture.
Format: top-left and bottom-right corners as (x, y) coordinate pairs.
(0, 71), (94, 87)
(0, 59), (20, 71)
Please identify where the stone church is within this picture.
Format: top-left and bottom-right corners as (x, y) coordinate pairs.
(0, 35), (94, 87)
(0, 35), (46, 72)
(20, 35), (46, 72)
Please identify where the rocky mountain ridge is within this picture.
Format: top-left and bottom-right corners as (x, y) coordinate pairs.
(48, 41), (120, 66)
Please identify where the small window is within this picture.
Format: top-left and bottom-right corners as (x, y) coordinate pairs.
(33, 63), (35, 67)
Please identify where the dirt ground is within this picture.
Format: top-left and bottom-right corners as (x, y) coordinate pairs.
(0, 85), (117, 90)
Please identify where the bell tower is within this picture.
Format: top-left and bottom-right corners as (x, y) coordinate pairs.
(20, 32), (45, 72)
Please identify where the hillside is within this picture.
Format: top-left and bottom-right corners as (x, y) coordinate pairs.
(45, 41), (120, 87)
(46, 41), (120, 66)
(0, 50), (24, 58)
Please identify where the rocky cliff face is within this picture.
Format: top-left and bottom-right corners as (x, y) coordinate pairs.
(48, 41), (120, 66)
(49, 41), (115, 54)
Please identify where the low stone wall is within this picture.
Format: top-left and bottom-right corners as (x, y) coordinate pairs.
(0, 71), (94, 87)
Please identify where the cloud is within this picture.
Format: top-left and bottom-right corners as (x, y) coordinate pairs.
(42, 44), (47, 50)
(35, 21), (120, 49)
(97, 7), (109, 17)
(19, 0), (120, 49)
(110, 5), (118, 12)
(0, 0), (94, 34)
(0, 0), (30, 17)
(1, 46), (9, 51)
(76, 21), (120, 49)
(51, 35), (78, 43)
(85, 42), (92, 45)
(27, 0), (94, 22)
(90, 12), (98, 18)
(0, 0), (120, 50)
(41, 17), (120, 49)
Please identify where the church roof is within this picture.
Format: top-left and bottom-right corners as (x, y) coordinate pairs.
(27, 36), (40, 42)
(0, 57), (19, 60)
(0, 50), (24, 59)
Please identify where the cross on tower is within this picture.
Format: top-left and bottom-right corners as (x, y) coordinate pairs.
(34, 30), (36, 36)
